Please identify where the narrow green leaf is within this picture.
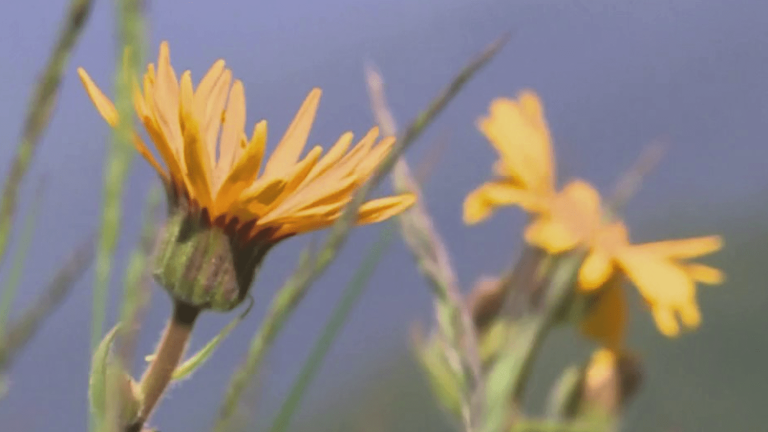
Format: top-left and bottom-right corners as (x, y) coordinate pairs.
(89, 324), (121, 428)
(170, 299), (252, 382)
(480, 253), (585, 432)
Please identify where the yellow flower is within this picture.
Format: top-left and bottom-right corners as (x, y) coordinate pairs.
(526, 181), (724, 343)
(78, 42), (415, 311)
(463, 90), (556, 224)
(464, 89), (724, 344)
(79, 41), (414, 243)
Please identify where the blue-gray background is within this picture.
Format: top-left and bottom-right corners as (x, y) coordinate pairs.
(0, 0), (766, 430)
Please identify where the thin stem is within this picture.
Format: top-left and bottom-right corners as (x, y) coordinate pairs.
(132, 301), (200, 429)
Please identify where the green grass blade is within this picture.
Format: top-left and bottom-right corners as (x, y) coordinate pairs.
(0, 0), (94, 270)
(213, 34), (508, 431)
(0, 183), (44, 337)
(115, 185), (161, 367)
(90, 0), (146, 356)
(269, 222), (397, 432)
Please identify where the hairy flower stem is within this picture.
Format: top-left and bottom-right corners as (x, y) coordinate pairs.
(134, 300), (200, 428)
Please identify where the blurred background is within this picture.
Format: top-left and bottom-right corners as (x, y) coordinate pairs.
(0, 0), (766, 430)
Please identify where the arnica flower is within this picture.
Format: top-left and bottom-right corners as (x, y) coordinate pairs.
(463, 90), (724, 348)
(79, 42), (415, 312)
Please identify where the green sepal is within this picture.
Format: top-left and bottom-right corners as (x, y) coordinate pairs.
(153, 209), (272, 312)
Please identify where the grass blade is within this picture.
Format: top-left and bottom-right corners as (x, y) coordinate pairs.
(0, 0), (94, 270)
(90, 0), (146, 355)
(0, 182), (45, 337)
(269, 222), (397, 432)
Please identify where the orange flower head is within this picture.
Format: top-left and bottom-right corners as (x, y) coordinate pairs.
(78, 42), (415, 311)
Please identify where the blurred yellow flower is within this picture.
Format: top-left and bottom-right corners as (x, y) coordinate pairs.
(463, 90), (555, 224)
(78, 41), (415, 244)
(464, 90), (724, 344)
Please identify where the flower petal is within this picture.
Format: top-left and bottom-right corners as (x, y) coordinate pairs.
(633, 235), (723, 259)
(477, 93), (554, 194)
(580, 279), (627, 351)
(201, 69), (232, 164)
(262, 88), (321, 178)
(617, 248), (696, 308)
(524, 217), (580, 253)
(463, 181), (540, 225)
(684, 263), (724, 285)
(131, 133), (168, 182)
(216, 79), (247, 184)
(301, 132), (354, 185)
(651, 306), (680, 337)
(579, 251), (614, 291)
(356, 194), (417, 225)
(215, 121), (267, 213)
(77, 68), (119, 126)
(181, 115), (213, 208)
(153, 41), (183, 158)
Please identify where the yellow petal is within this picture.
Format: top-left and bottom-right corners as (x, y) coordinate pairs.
(683, 263), (724, 285)
(651, 306), (680, 337)
(237, 177), (286, 213)
(278, 145), (324, 197)
(356, 194), (417, 225)
(215, 120), (267, 213)
(579, 251), (614, 291)
(153, 41), (183, 155)
(355, 136), (396, 180)
(478, 94), (554, 193)
(680, 301), (702, 329)
(270, 175), (358, 221)
(131, 133), (168, 182)
(216, 80), (247, 178)
(617, 248), (697, 310)
(78, 68), (119, 126)
(463, 181), (542, 225)
(555, 180), (602, 221)
(136, 109), (186, 188)
(181, 116), (213, 208)
(268, 199), (348, 224)
(633, 235), (723, 259)
(262, 88), (321, 178)
(330, 127), (380, 178)
(580, 279), (627, 351)
(179, 71), (195, 124)
(302, 132), (354, 185)
(524, 217), (580, 254)
(256, 146), (324, 221)
(193, 59), (226, 115)
(201, 69), (232, 164)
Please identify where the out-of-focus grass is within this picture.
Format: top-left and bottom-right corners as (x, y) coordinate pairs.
(0, 183), (44, 336)
(90, 0), (145, 358)
(0, 0), (95, 376)
(0, 0), (94, 268)
(269, 222), (398, 432)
